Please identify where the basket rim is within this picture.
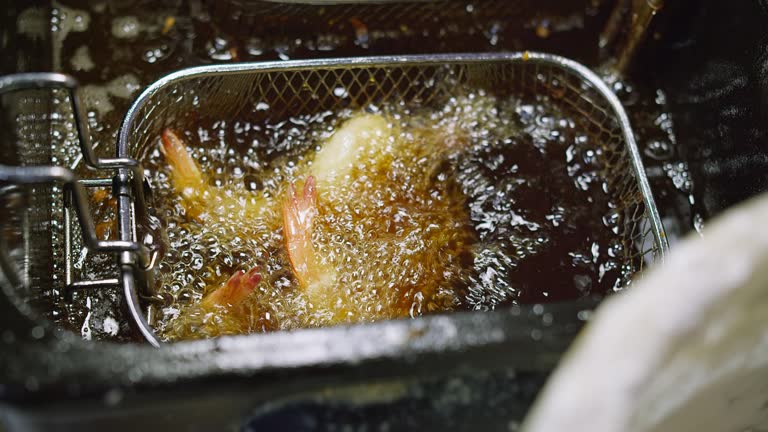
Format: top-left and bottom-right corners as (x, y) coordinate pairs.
(117, 52), (669, 346)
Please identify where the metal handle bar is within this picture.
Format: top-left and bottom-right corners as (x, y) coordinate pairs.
(0, 73), (152, 266)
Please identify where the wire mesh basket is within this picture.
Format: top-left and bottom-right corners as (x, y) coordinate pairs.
(117, 52), (668, 343)
(0, 52), (668, 346)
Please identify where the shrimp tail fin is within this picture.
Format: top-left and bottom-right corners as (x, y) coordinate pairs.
(202, 266), (261, 308)
(282, 176), (319, 289)
(161, 128), (209, 219)
(282, 176), (337, 309)
(161, 128), (206, 194)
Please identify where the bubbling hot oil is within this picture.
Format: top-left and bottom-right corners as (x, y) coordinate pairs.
(144, 90), (626, 341)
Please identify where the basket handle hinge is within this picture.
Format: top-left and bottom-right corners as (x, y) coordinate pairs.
(0, 73), (157, 297)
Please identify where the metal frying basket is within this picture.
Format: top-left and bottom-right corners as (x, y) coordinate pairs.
(0, 53), (669, 346)
(118, 52), (668, 343)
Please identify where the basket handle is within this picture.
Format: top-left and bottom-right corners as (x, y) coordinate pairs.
(0, 73), (153, 240)
(0, 73), (156, 293)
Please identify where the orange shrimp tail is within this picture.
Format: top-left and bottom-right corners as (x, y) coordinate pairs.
(161, 128), (205, 192)
(202, 266), (261, 308)
(282, 176), (319, 289)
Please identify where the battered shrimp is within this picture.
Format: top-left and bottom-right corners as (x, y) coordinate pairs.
(161, 129), (268, 222)
(282, 176), (336, 308)
(201, 266), (262, 309)
(160, 129), (210, 221)
(159, 110), (475, 339)
(162, 116), (392, 311)
(281, 114), (392, 312)
(162, 129), (263, 310)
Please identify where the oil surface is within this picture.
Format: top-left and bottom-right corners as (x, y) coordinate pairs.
(143, 90), (625, 341)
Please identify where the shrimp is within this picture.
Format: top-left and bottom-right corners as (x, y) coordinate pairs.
(201, 266), (262, 309)
(161, 128), (269, 222)
(161, 129), (266, 312)
(161, 129), (210, 221)
(282, 176), (337, 309)
(310, 113), (391, 186)
(159, 109), (474, 338)
(281, 114), (391, 311)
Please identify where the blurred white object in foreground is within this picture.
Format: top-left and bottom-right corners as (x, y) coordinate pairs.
(522, 193), (768, 432)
